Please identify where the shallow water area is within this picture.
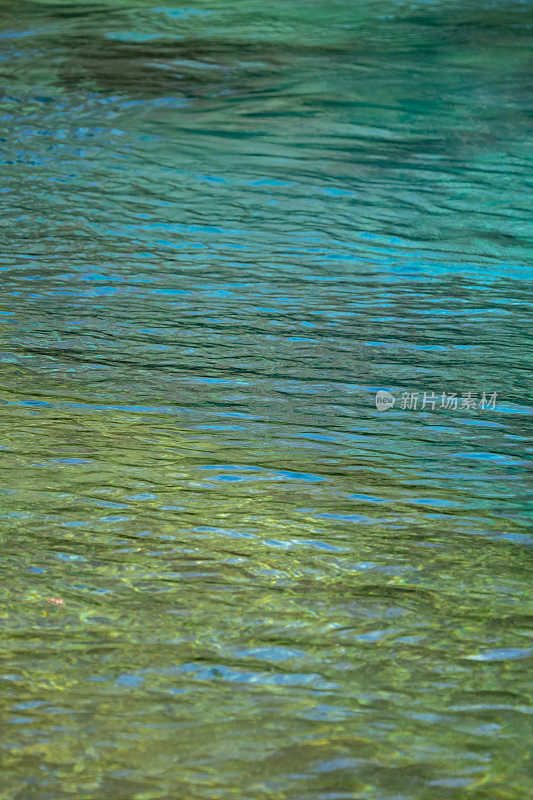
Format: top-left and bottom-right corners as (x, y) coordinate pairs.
(0, 1), (532, 798)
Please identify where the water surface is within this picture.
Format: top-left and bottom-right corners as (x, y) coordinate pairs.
(0, 1), (532, 798)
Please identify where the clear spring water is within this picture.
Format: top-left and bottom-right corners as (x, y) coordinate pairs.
(0, 1), (532, 798)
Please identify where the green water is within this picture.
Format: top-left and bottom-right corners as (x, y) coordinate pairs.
(0, 1), (532, 798)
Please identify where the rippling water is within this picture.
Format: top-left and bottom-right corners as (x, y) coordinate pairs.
(1, 1), (532, 797)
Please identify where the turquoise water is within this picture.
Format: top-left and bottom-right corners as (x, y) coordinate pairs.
(0, 1), (532, 798)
